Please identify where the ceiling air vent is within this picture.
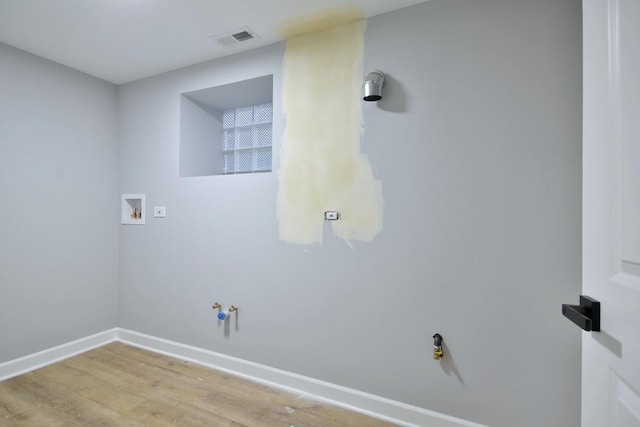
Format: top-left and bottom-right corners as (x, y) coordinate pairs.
(232, 31), (253, 42)
(210, 26), (260, 48)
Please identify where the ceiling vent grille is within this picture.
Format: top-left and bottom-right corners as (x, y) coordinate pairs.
(210, 26), (260, 47)
(233, 31), (253, 42)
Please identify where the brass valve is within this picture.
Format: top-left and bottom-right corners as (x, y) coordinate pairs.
(229, 305), (238, 313)
(433, 333), (444, 360)
(433, 347), (444, 360)
(212, 302), (221, 310)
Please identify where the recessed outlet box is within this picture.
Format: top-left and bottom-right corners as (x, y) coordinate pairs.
(121, 194), (145, 225)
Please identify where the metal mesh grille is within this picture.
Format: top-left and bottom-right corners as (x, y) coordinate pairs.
(232, 31), (253, 42)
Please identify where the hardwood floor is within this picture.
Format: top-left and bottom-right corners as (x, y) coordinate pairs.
(0, 343), (398, 426)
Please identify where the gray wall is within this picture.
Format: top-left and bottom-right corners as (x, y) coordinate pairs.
(117, 1), (582, 426)
(179, 96), (223, 177)
(0, 0), (580, 425)
(0, 43), (119, 361)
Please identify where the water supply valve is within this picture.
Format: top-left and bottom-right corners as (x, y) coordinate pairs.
(212, 302), (238, 321)
(433, 333), (444, 360)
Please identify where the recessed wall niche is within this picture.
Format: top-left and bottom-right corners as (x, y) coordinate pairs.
(179, 75), (273, 177)
(121, 194), (145, 225)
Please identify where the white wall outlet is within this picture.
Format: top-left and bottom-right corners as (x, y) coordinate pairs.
(324, 211), (339, 220)
(154, 207), (166, 218)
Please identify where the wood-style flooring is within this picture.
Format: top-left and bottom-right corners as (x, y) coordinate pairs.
(0, 342), (398, 426)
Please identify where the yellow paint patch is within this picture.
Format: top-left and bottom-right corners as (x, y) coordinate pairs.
(277, 19), (384, 245)
(276, 5), (365, 39)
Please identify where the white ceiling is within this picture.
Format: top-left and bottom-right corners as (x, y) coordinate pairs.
(0, 0), (427, 85)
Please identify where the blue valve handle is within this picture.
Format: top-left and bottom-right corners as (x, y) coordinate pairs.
(218, 311), (229, 320)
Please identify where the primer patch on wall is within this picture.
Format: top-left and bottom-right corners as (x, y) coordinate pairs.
(277, 16), (384, 245)
(276, 5), (365, 39)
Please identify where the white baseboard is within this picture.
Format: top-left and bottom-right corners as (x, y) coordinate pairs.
(0, 328), (486, 427)
(0, 328), (118, 382)
(117, 328), (486, 427)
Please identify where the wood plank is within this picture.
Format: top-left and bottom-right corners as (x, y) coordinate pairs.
(0, 343), (397, 427)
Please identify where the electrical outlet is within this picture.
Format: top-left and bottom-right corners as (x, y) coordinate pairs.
(324, 211), (339, 220)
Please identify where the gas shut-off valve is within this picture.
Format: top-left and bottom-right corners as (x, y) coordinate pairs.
(433, 333), (444, 360)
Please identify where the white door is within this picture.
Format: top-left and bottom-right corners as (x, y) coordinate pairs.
(581, 0), (640, 426)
